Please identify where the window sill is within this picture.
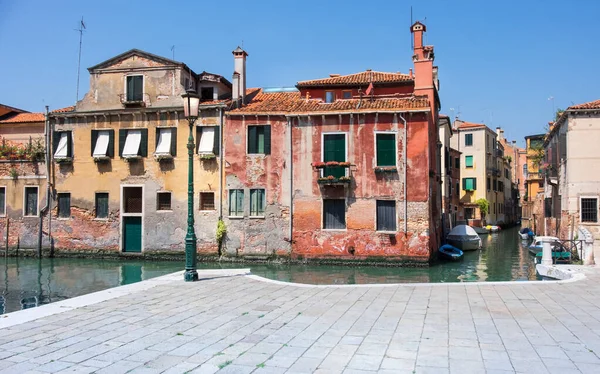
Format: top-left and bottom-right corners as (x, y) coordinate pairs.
(199, 209), (216, 212)
(154, 154), (173, 161)
(377, 231), (397, 235)
(23, 215), (40, 218)
(157, 210), (172, 212)
(93, 218), (109, 221)
(321, 228), (348, 232)
(55, 157), (73, 163)
(249, 216), (265, 219)
(93, 156), (110, 162)
(228, 216), (244, 219)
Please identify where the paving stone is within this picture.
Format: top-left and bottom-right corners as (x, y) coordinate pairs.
(346, 354), (383, 371)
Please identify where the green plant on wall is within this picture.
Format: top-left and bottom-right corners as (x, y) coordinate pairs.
(9, 167), (19, 180)
(476, 198), (489, 220)
(530, 143), (545, 168)
(216, 219), (226, 244)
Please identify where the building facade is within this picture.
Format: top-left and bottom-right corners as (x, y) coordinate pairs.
(522, 133), (545, 229)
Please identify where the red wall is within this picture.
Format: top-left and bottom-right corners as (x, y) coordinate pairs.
(301, 84), (415, 101)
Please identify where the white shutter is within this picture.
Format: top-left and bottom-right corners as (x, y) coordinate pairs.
(122, 130), (141, 157)
(54, 133), (68, 158)
(197, 127), (215, 154)
(93, 131), (110, 157)
(155, 128), (172, 154)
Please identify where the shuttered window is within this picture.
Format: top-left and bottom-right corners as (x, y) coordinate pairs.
(323, 134), (346, 178)
(0, 187), (5, 216)
(200, 192), (215, 210)
(465, 133), (473, 146)
(24, 187), (38, 216)
(248, 126), (271, 154)
(250, 189), (265, 217)
(91, 130), (114, 158)
(95, 193), (109, 219)
(465, 155), (473, 168)
(157, 192), (171, 211)
(126, 76), (143, 102)
(455, 157), (460, 169)
(462, 178), (477, 191)
(229, 189), (244, 216)
(376, 200), (396, 231)
(581, 198), (598, 223)
(53, 131), (72, 159)
(323, 199), (345, 229)
(376, 133), (396, 167)
(57, 193), (71, 218)
(119, 129), (148, 157)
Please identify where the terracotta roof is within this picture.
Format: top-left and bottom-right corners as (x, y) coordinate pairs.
(297, 71), (412, 87)
(455, 120), (486, 129)
(568, 99), (600, 110)
(229, 89), (429, 115)
(199, 88), (261, 107)
(51, 106), (75, 113)
(0, 112), (44, 124)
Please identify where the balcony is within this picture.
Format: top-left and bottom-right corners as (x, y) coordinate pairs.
(495, 149), (504, 158)
(313, 161), (353, 187)
(119, 93), (149, 107)
(486, 167), (501, 177)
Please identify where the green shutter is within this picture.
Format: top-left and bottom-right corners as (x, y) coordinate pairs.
(376, 133), (396, 166)
(462, 178), (467, 190)
(119, 129), (127, 157)
(52, 131), (60, 155)
(473, 178), (477, 190)
(91, 130), (98, 156)
(133, 76), (143, 101)
(213, 126), (219, 156)
(465, 155), (473, 167)
(248, 126), (257, 154)
(257, 127), (265, 153)
(155, 128), (160, 149)
(264, 125), (271, 155)
(237, 190), (244, 215)
(66, 131), (73, 158)
(170, 127), (177, 156)
(139, 128), (148, 157)
(107, 130), (115, 158)
(127, 77), (134, 101)
(324, 134), (346, 178)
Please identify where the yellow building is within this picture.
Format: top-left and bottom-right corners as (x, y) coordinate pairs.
(524, 134), (545, 200)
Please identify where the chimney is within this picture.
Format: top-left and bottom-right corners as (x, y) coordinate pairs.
(410, 22), (434, 98)
(232, 46), (248, 106)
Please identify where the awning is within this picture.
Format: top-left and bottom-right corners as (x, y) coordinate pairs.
(155, 128), (172, 154)
(93, 131), (110, 157)
(198, 127), (215, 154)
(54, 132), (68, 158)
(122, 130), (141, 157)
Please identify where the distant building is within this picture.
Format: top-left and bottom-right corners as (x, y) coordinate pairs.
(496, 127), (525, 224)
(522, 133), (545, 229)
(439, 115), (462, 230)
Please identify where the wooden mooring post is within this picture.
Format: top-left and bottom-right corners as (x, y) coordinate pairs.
(4, 217), (8, 257)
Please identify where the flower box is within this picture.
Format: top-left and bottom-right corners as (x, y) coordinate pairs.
(374, 166), (397, 173)
(93, 156), (110, 163)
(317, 176), (352, 185)
(312, 161), (351, 169)
(199, 153), (216, 160)
(154, 153), (173, 161)
(55, 157), (73, 164)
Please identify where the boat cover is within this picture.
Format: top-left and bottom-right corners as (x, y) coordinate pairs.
(447, 225), (479, 239)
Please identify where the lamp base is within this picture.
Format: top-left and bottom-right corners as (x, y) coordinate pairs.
(184, 269), (198, 282)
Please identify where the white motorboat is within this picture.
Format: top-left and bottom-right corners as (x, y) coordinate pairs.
(528, 236), (560, 254)
(446, 225), (482, 251)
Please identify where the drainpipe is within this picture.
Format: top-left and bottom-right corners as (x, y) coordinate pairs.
(38, 106), (50, 258)
(398, 112), (408, 234)
(287, 116), (293, 245)
(219, 107), (224, 220)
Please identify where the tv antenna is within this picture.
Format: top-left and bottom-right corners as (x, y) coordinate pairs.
(74, 17), (86, 104)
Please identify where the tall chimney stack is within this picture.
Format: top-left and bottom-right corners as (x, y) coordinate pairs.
(232, 46), (248, 107)
(410, 22), (435, 101)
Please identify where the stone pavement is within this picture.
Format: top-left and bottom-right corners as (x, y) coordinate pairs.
(1, 267), (600, 374)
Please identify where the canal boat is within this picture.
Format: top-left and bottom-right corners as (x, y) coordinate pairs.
(438, 244), (464, 261)
(519, 227), (534, 240)
(446, 225), (482, 251)
(473, 226), (490, 234)
(486, 225), (501, 232)
(528, 236), (560, 254)
(534, 250), (571, 264)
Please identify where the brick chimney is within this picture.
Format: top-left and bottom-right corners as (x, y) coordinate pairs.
(232, 46), (248, 107)
(411, 22), (435, 100)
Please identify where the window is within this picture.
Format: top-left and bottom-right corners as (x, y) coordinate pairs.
(57, 193), (70, 218)
(465, 208), (474, 220)
(323, 199), (345, 229)
(465, 133), (473, 146)
(229, 189), (244, 217)
(465, 155), (473, 168)
(119, 129), (148, 158)
(456, 182), (459, 194)
(581, 198), (598, 223)
(91, 130), (114, 158)
(487, 177), (490, 191)
(53, 131), (72, 160)
(462, 178), (476, 191)
(376, 133), (396, 167)
(523, 164), (528, 178)
(126, 75), (143, 102)
(95, 193), (109, 218)
(157, 192), (171, 211)
(325, 91), (335, 103)
(323, 133), (346, 178)
(455, 157), (460, 169)
(199, 192), (215, 211)
(342, 91), (352, 99)
(530, 139), (543, 149)
(250, 189), (266, 217)
(197, 126), (219, 155)
(123, 187), (142, 213)
(155, 128), (177, 157)
(505, 169), (509, 179)
(0, 187), (5, 216)
(376, 200), (396, 231)
(248, 126), (271, 155)
(200, 87), (214, 101)
(24, 186), (38, 217)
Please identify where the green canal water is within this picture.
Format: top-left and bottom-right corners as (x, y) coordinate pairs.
(0, 226), (536, 314)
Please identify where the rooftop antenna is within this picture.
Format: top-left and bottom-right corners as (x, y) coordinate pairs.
(548, 96), (555, 117)
(74, 17), (86, 104)
(171, 45), (175, 60)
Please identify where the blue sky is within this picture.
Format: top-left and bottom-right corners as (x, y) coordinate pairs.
(1, 0), (598, 147)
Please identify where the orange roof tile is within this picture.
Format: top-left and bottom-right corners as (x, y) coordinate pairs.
(229, 89), (429, 115)
(568, 99), (600, 110)
(0, 112), (44, 124)
(52, 106), (75, 113)
(199, 88), (261, 107)
(456, 121), (486, 129)
(297, 71), (412, 87)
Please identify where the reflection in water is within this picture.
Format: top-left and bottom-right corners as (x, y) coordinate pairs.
(0, 227), (537, 314)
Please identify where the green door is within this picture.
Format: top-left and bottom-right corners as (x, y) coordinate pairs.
(120, 264), (143, 285)
(324, 134), (346, 178)
(123, 217), (142, 252)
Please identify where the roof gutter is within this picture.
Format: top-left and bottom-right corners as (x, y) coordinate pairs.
(227, 108), (429, 117)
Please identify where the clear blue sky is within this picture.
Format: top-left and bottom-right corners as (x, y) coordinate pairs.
(1, 0), (599, 147)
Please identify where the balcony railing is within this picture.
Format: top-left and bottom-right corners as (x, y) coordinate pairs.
(313, 161), (353, 187)
(119, 93), (150, 107)
(486, 167), (501, 177)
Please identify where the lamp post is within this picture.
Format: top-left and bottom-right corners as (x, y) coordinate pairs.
(182, 89), (200, 282)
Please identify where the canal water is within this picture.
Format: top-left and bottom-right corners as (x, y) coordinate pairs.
(0, 226), (536, 314)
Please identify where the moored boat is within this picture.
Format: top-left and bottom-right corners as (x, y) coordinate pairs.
(519, 227), (534, 240)
(446, 225), (482, 251)
(439, 244), (464, 261)
(528, 236), (561, 254)
(534, 250), (571, 264)
(473, 226), (490, 234)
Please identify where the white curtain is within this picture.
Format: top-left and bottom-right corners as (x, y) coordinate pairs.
(93, 131), (110, 157)
(155, 128), (172, 154)
(197, 127), (215, 154)
(54, 133), (68, 158)
(122, 130), (141, 157)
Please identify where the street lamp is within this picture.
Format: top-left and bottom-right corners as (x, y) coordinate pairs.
(182, 89), (200, 282)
